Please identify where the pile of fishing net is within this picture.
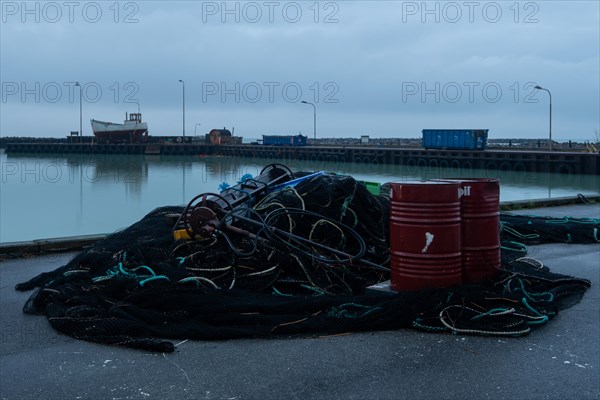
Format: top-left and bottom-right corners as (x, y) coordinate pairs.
(15, 172), (595, 352)
(500, 213), (600, 244)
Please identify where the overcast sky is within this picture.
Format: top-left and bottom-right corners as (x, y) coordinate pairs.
(1, 1), (598, 140)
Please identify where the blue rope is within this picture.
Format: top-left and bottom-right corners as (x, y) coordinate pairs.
(238, 173), (253, 184)
(218, 182), (230, 192)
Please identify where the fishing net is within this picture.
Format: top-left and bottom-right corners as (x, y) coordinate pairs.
(15, 171), (594, 352)
(500, 213), (600, 244)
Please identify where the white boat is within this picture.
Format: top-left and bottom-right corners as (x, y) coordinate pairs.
(91, 112), (148, 143)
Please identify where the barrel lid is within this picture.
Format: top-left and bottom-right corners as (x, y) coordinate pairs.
(391, 181), (457, 186)
(434, 178), (499, 183)
(431, 178), (499, 198)
(390, 181), (460, 202)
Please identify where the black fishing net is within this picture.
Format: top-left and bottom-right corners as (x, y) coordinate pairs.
(15, 171), (594, 352)
(500, 212), (600, 244)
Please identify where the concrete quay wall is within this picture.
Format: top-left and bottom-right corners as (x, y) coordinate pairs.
(5, 142), (599, 175)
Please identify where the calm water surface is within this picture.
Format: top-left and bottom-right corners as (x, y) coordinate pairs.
(1, 150), (598, 242)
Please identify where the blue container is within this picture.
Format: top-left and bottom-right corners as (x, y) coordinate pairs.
(422, 129), (488, 150)
(262, 135), (307, 146)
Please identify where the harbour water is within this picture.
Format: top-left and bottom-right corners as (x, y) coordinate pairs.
(1, 150), (599, 243)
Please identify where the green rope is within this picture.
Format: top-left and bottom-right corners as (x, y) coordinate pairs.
(177, 277), (199, 287)
(512, 214), (600, 225)
(546, 217), (569, 224)
(63, 270), (88, 277)
(339, 194), (353, 218)
(299, 284), (325, 295)
(272, 287), (293, 297)
(339, 181), (359, 227)
(501, 225), (540, 240)
(501, 240), (528, 253)
(521, 297), (542, 317)
(91, 262), (163, 286)
(517, 278), (554, 302)
(118, 262), (129, 276)
(129, 265), (157, 276)
(521, 297), (549, 325)
(139, 275), (170, 287)
(576, 218), (600, 224)
(546, 216), (600, 225)
(92, 276), (112, 283)
(470, 308), (513, 321)
(328, 303), (383, 319)
(412, 319), (448, 332)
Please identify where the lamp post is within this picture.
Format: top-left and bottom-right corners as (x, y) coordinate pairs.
(178, 80), (185, 137)
(75, 82), (82, 142)
(301, 100), (316, 140)
(534, 85), (552, 151)
(195, 123), (202, 136)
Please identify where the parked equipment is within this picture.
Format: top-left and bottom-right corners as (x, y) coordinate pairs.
(422, 129), (488, 150)
(262, 134), (307, 146)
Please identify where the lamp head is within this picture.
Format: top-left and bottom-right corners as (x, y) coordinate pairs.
(301, 101), (307, 104)
(534, 85), (543, 90)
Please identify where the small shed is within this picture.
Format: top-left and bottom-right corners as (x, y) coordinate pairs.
(206, 128), (233, 144)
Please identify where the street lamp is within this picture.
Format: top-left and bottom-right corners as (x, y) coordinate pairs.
(195, 123), (202, 136)
(301, 100), (316, 140)
(534, 85), (552, 151)
(178, 79), (185, 137)
(75, 82), (82, 142)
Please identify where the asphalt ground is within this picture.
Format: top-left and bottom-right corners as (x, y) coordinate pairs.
(1, 204), (599, 400)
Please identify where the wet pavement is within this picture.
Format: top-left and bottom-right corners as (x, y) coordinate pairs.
(1, 204), (599, 400)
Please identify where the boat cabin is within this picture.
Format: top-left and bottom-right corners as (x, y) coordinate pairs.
(126, 113), (143, 123)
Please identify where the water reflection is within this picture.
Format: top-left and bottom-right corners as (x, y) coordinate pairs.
(1, 151), (598, 242)
(211, 156), (600, 201)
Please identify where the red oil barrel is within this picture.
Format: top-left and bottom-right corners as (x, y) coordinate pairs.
(389, 181), (462, 291)
(436, 178), (500, 283)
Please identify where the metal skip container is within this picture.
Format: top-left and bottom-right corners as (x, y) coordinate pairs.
(449, 178), (501, 283)
(389, 182), (462, 291)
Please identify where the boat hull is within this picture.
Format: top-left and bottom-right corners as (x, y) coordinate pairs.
(91, 119), (148, 143)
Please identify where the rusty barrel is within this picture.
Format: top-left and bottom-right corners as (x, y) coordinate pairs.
(438, 178), (500, 283)
(389, 181), (462, 291)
